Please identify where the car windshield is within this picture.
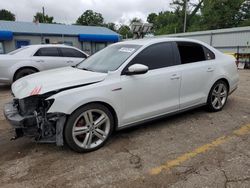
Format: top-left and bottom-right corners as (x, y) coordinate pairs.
(77, 44), (142, 73)
(8, 46), (30, 55)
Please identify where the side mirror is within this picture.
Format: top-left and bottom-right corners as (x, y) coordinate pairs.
(125, 64), (149, 75)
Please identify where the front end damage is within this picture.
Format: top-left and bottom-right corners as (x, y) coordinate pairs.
(4, 95), (66, 146)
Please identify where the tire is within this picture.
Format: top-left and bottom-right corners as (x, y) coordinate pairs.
(14, 68), (37, 81)
(64, 103), (114, 153)
(207, 80), (229, 112)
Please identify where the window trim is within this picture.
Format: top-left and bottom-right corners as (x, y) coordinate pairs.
(203, 46), (216, 60)
(121, 42), (179, 75)
(175, 41), (215, 65)
(58, 47), (87, 58)
(33, 47), (61, 57)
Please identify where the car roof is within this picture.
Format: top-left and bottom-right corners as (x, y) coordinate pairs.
(116, 37), (207, 46)
(27, 44), (75, 48)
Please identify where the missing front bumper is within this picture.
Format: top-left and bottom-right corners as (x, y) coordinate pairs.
(4, 102), (37, 128)
(4, 101), (66, 146)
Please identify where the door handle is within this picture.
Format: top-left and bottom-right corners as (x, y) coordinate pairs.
(36, 60), (44, 63)
(171, 74), (180, 80)
(207, 67), (214, 72)
(67, 60), (74, 63)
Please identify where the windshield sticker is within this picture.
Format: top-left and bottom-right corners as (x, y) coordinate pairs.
(119, 48), (135, 53)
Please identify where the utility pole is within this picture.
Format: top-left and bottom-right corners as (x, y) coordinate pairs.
(42, 7), (45, 23)
(183, 0), (187, 33)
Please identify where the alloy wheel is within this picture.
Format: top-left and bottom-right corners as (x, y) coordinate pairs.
(211, 83), (228, 110)
(72, 109), (111, 149)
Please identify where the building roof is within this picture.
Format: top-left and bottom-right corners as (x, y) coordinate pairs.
(163, 26), (250, 37)
(0, 20), (119, 36)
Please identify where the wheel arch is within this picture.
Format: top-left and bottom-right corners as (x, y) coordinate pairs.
(68, 101), (119, 130)
(216, 78), (230, 91)
(207, 77), (230, 103)
(13, 66), (39, 81)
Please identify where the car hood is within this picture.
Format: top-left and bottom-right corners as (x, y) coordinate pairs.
(12, 67), (107, 99)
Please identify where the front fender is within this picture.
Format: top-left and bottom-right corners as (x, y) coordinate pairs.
(46, 83), (123, 125)
(48, 96), (119, 115)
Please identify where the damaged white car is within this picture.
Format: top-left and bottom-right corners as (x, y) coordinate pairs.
(4, 38), (239, 153)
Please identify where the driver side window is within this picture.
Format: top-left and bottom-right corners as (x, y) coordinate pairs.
(123, 42), (176, 74)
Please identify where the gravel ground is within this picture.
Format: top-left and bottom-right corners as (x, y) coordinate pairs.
(0, 70), (249, 188)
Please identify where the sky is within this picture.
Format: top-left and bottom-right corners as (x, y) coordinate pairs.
(0, 0), (172, 25)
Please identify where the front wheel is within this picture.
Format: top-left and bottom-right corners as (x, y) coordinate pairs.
(207, 80), (228, 112)
(64, 103), (114, 153)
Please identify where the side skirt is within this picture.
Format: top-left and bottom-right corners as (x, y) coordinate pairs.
(116, 103), (207, 131)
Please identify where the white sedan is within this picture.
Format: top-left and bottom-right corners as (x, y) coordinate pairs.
(0, 44), (88, 84)
(4, 38), (239, 153)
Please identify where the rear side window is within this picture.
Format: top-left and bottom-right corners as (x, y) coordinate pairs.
(60, 47), (87, 58)
(203, 47), (215, 60)
(128, 42), (176, 70)
(177, 42), (206, 64)
(34, 47), (60, 57)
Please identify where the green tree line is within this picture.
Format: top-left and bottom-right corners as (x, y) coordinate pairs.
(148, 0), (250, 35)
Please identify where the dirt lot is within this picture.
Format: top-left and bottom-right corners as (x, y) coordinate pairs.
(0, 70), (249, 188)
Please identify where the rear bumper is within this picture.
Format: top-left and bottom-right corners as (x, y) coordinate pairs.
(229, 82), (238, 95)
(229, 86), (237, 95)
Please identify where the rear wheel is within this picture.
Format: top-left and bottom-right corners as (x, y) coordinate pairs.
(64, 103), (114, 153)
(14, 68), (37, 81)
(207, 80), (228, 112)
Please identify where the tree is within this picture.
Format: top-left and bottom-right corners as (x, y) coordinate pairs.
(76, 10), (104, 26)
(118, 25), (133, 39)
(147, 11), (180, 35)
(147, 13), (158, 33)
(130, 17), (143, 25)
(147, 13), (158, 24)
(103, 22), (117, 31)
(147, 0), (249, 35)
(0, 9), (15, 21)
(147, 0), (205, 35)
(238, 0), (250, 26)
(34, 12), (54, 23)
(185, 14), (203, 31)
(201, 0), (244, 30)
(171, 0), (204, 32)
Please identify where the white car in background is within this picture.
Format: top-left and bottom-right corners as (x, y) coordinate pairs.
(4, 38), (239, 153)
(0, 44), (88, 84)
